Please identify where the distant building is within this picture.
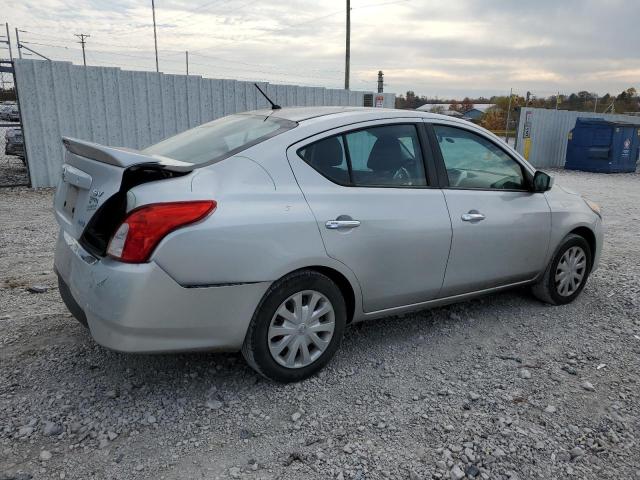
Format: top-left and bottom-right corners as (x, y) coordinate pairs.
(416, 103), (496, 123)
(461, 108), (485, 121)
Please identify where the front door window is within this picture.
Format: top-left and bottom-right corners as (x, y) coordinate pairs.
(434, 125), (525, 190)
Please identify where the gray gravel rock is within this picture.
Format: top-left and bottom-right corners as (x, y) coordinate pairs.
(42, 421), (62, 436)
(27, 285), (48, 294)
(465, 465), (480, 477)
(519, 369), (532, 379)
(1, 171), (639, 479)
(581, 381), (596, 392)
(205, 399), (223, 410)
(0, 473), (34, 480)
(38, 450), (52, 461)
(450, 465), (465, 480)
(570, 447), (585, 459)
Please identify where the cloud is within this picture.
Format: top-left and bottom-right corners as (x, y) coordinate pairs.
(4, 0), (638, 97)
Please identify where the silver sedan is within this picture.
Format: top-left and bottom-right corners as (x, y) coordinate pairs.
(54, 107), (603, 382)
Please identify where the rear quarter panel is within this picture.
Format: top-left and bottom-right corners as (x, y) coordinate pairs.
(143, 153), (358, 296)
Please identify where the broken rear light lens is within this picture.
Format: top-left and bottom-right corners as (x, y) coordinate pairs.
(107, 201), (216, 263)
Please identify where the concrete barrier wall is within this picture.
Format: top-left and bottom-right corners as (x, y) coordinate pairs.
(515, 107), (640, 168)
(14, 59), (395, 188)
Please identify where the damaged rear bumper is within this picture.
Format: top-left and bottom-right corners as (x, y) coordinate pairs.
(54, 230), (270, 353)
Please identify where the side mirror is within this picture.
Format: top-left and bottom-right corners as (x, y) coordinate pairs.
(532, 171), (554, 192)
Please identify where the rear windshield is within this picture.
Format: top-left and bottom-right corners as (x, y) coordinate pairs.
(143, 114), (296, 165)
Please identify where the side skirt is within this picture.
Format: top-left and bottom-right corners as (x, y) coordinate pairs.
(354, 279), (534, 323)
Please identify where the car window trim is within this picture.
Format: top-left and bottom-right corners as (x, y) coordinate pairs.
(295, 121), (437, 189)
(425, 122), (533, 192)
(341, 134), (356, 185)
(419, 123), (443, 187)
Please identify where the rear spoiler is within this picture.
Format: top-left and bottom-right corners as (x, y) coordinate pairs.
(61, 137), (194, 173)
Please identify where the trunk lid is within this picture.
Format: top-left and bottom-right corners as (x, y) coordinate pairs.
(54, 137), (193, 248)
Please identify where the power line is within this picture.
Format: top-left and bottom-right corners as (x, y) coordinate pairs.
(186, 59), (341, 82)
(13, 39), (355, 88)
(187, 10), (343, 52)
(168, 0), (233, 24)
(21, 40), (71, 49)
(189, 52), (343, 74)
(20, 31), (182, 54)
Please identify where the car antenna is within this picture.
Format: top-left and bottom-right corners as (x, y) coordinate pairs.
(254, 83), (281, 110)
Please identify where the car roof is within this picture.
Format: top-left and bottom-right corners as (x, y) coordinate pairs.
(247, 106), (449, 123)
(246, 106), (535, 174)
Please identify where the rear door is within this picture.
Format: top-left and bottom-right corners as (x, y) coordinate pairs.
(427, 122), (551, 296)
(287, 119), (452, 313)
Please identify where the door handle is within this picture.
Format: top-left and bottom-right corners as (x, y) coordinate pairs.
(461, 211), (486, 222)
(325, 219), (361, 229)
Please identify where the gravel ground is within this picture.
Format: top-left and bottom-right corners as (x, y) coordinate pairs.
(1, 169), (639, 480)
(0, 125), (29, 188)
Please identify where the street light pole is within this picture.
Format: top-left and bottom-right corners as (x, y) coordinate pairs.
(151, 0), (159, 72)
(344, 0), (350, 90)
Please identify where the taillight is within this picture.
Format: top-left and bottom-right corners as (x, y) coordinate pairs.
(107, 201), (216, 263)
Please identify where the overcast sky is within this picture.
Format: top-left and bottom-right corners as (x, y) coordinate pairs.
(2, 0), (638, 98)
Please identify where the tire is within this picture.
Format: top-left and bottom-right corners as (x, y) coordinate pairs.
(532, 233), (592, 305)
(242, 270), (346, 383)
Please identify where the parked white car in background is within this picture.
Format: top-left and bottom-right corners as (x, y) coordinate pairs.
(54, 107), (603, 382)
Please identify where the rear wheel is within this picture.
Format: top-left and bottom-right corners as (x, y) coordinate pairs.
(242, 270), (346, 382)
(532, 234), (592, 305)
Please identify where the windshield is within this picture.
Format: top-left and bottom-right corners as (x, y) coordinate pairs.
(143, 114), (296, 165)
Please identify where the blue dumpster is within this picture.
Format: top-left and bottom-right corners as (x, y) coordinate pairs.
(565, 118), (639, 173)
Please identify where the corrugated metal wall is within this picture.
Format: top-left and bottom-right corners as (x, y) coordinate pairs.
(14, 59), (396, 188)
(515, 107), (640, 168)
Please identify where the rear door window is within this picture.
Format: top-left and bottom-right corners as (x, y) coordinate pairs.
(298, 136), (349, 184)
(298, 124), (427, 187)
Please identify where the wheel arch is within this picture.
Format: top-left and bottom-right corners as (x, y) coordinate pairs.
(569, 226), (596, 268)
(273, 265), (359, 324)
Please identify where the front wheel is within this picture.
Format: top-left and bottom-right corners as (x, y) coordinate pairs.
(242, 270), (346, 382)
(532, 233), (592, 305)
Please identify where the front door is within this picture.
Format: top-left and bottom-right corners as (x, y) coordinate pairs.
(429, 123), (552, 297)
(287, 120), (452, 312)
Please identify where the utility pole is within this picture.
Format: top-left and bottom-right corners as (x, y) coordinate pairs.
(556, 91), (560, 110)
(344, 0), (350, 90)
(377, 70), (383, 93)
(13, 29), (50, 60)
(185, 50), (189, 75)
(4, 23), (12, 60)
(75, 33), (90, 66)
(15, 28), (22, 59)
(151, 0), (159, 72)
(504, 87), (513, 143)
(593, 94), (598, 113)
